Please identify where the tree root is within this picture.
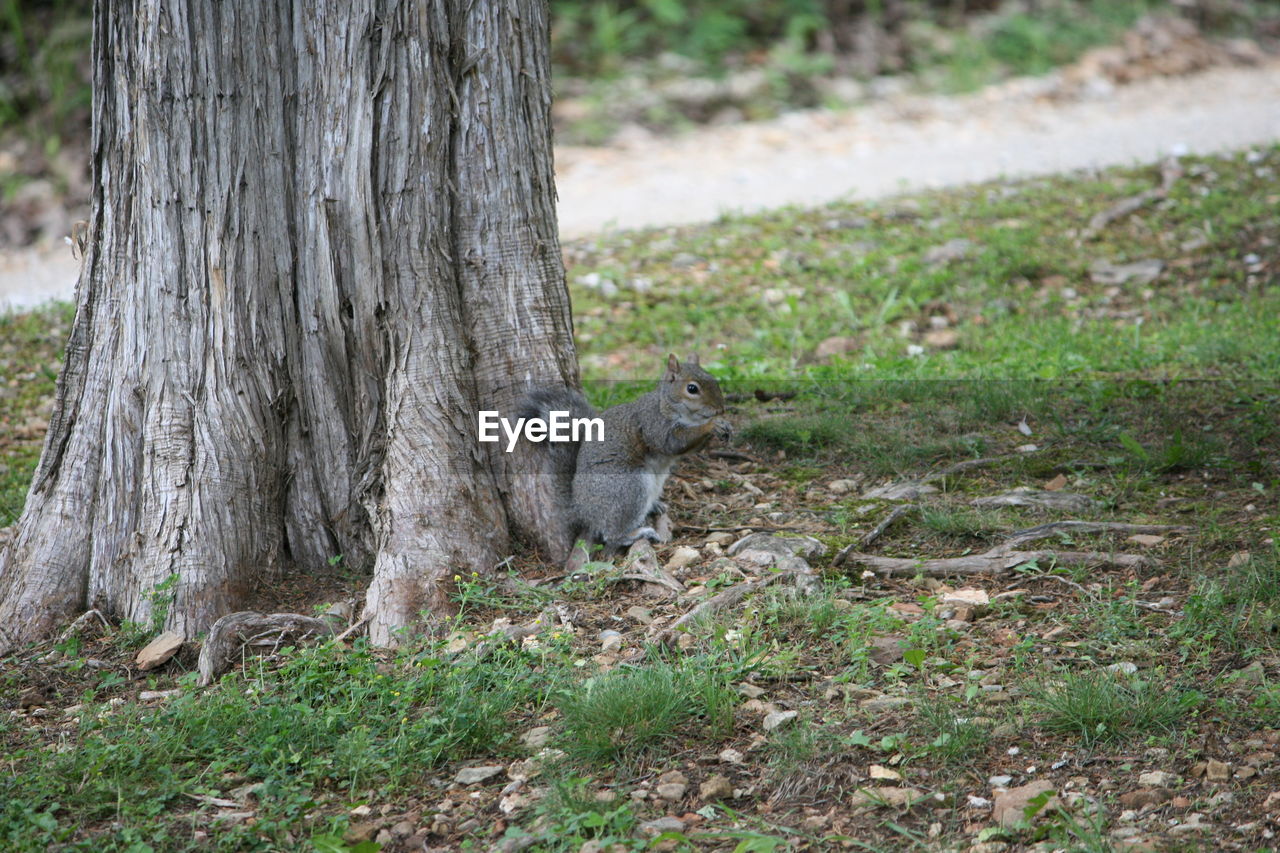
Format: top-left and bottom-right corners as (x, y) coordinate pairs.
(1081, 158), (1181, 240)
(197, 611), (335, 687)
(652, 569), (810, 646)
(839, 546), (1153, 578)
(1004, 521), (1192, 548)
(618, 539), (684, 596)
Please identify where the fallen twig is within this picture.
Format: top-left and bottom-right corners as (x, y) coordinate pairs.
(840, 546), (1152, 578)
(1005, 521), (1192, 548)
(56, 609), (110, 644)
(1082, 158), (1182, 240)
(834, 505), (916, 566)
(618, 539), (684, 596)
(652, 570), (808, 645)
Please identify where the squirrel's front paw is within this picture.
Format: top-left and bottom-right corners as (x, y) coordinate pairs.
(714, 419), (734, 441)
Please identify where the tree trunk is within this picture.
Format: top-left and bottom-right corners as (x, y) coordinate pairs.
(0, 0), (576, 654)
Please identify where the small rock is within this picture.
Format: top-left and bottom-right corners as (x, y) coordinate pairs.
(718, 748), (745, 765)
(868, 635), (905, 666)
(989, 775), (1014, 788)
(815, 336), (860, 361)
(738, 682), (766, 699)
(1205, 759), (1231, 782)
(1137, 771), (1177, 788)
(666, 546), (700, 571)
(1236, 766), (1259, 780)
(869, 764), (902, 782)
(699, 774), (734, 801)
(1262, 791), (1280, 810)
(638, 817), (686, 837)
(139, 689), (182, 702)
(136, 631), (184, 671)
(598, 630), (623, 652)
(940, 588), (989, 615)
(625, 606), (654, 624)
(390, 819), (415, 839)
(727, 532), (826, 562)
(1127, 534), (1165, 547)
(992, 780), (1059, 827)
(849, 786), (925, 808)
(1119, 788), (1172, 809)
(860, 696), (911, 713)
(827, 478), (858, 494)
(656, 783), (687, 802)
(763, 710), (798, 732)
(1106, 662), (1138, 675)
(454, 765), (504, 785)
(521, 726), (552, 749)
(658, 770), (687, 786)
(1168, 812), (1211, 835)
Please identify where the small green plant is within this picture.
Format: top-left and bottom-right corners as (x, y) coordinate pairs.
(556, 656), (734, 763)
(1031, 668), (1201, 745)
(912, 698), (991, 765)
(1175, 548), (1280, 655)
(522, 776), (646, 851)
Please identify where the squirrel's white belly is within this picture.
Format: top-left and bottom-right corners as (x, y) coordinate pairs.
(642, 457), (675, 507)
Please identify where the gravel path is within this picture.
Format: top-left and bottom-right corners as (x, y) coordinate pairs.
(4, 61), (1279, 309)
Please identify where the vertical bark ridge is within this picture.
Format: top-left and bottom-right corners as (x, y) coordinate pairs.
(451, 0), (579, 560)
(361, 0), (509, 646)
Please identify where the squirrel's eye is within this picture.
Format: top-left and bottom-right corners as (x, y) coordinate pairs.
(686, 383), (700, 395)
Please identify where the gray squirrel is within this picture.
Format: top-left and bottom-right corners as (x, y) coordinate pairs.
(521, 354), (730, 558)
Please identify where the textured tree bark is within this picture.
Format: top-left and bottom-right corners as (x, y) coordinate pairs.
(0, 0), (576, 653)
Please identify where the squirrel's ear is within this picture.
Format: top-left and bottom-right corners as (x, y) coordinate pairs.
(665, 353), (680, 380)
(687, 353), (700, 366)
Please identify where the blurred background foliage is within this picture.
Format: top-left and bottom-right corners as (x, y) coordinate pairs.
(2, 0), (1275, 138)
(0, 0), (1275, 208)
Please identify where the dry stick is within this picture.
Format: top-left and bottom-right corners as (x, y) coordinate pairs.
(652, 570), (806, 646)
(333, 616), (369, 643)
(864, 455), (1015, 499)
(833, 504), (916, 567)
(56, 609), (110, 644)
(920, 456), (1012, 484)
(619, 540), (685, 595)
(708, 449), (757, 463)
(839, 547), (1152, 578)
(1082, 158), (1182, 239)
(1005, 521), (1192, 548)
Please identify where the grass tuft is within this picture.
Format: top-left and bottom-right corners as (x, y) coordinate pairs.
(1031, 668), (1201, 745)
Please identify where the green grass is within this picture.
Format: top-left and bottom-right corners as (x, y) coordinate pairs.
(555, 656), (735, 763)
(1175, 547), (1280, 657)
(1, 151), (1278, 851)
(912, 698), (993, 766)
(1, 641), (541, 849)
(570, 149), (1280, 382)
(1031, 668), (1202, 745)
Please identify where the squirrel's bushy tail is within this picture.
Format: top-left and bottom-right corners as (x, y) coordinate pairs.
(518, 385), (597, 512)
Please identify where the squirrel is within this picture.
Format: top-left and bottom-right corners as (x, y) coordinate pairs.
(521, 353), (730, 558)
